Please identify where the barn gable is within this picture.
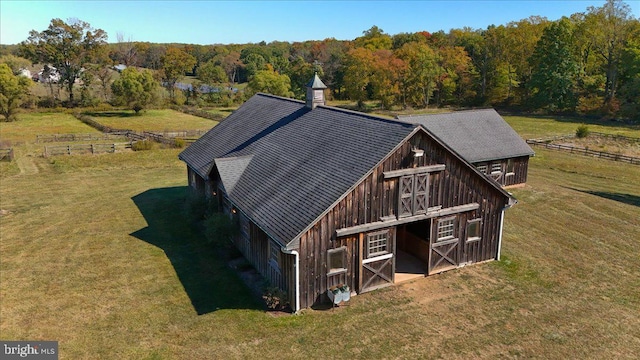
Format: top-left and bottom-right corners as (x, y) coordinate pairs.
(180, 93), (417, 247)
(398, 109), (533, 163)
(398, 109), (534, 187)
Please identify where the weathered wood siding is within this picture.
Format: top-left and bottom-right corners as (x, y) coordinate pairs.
(233, 212), (294, 305)
(187, 167), (206, 194)
(297, 131), (509, 309)
(473, 156), (529, 187)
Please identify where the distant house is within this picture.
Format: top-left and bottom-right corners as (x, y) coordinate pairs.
(179, 76), (516, 311)
(18, 68), (31, 78)
(113, 64), (127, 72)
(398, 110), (534, 187)
(37, 65), (60, 83)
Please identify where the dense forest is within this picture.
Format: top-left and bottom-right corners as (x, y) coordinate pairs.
(1, 0), (639, 120)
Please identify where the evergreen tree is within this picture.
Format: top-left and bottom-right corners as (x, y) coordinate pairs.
(528, 18), (579, 111)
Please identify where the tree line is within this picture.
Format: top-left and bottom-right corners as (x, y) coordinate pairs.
(1, 0), (638, 121)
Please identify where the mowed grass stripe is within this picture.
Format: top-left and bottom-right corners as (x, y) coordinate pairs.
(83, 109), (218, 132)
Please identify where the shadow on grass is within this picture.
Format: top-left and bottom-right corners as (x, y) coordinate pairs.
(84, 111), (139, 118)
(566, 187), (640, 208)
(130, 186), (263, 315)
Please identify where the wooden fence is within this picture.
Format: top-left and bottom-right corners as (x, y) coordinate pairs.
(589, 132), (640, 142)
(44, 142), (134, 157)
(146, 129), (209, 138)
(532, 132), (640, 143)
(526, 139), (640, 165)
(72, 112), (208, 147)
(170, 105), (225, 122)
(36, 133), (127, 143)
(0, 148), (14, 162)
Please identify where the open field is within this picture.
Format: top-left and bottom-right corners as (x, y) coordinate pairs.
(0, 112), (99, 144)
(503, 114), (640, 139)
(83, 109), (218, 132)
(1, 113), (639, 359)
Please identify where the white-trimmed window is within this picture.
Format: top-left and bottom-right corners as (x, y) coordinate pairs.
(491, 163), (503, 174)
(366, 230), (389, 258)
(477, 164), (488, 174)
(506, 159), (515, 175)
(437, 217), (456, 241)
(466, 219), (482, 242)
(269, 240), (280, 270)
(327, 247), (347, 275)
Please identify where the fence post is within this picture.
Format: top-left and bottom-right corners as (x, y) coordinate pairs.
(91, 144), (95, 154)
(67, 145), (71, 155)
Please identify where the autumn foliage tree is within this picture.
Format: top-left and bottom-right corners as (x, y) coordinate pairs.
(111, 67), (159, 114)
(19, 18), (107, 106)
(0, 63), (32, 121)
(245, 64), (292, 97)
(161, 47), (196, 102)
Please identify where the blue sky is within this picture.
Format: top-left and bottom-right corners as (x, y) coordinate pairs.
(1, 1), (638, 45)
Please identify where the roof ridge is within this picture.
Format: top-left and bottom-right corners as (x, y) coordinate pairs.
(316, 104), (416, 127)
(256, 92), (305, 105)
(398, 108), (496, 118)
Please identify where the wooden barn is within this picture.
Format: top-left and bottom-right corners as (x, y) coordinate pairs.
(398, 110), (534, 187)
(179, 75), (516, 311)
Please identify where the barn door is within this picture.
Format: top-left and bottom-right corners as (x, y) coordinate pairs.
(399, 173), (428, 218)
(428, 217), (460, 274)
(359, 229), (395, 293)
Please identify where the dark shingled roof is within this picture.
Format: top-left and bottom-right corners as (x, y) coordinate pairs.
(180, 94), (416, 248)
(398, 109), (534, 163)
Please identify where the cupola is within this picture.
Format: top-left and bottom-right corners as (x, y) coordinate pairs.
(305, 73), (327, 109)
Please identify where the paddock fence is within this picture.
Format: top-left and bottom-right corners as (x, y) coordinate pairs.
(0, 148), (14, 162)
(526, 139), (640, 165)
(36, 133), (127, 143)
(44, 142), (134, 157)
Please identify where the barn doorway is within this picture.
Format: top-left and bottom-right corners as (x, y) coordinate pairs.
(395, 220), (431, 283)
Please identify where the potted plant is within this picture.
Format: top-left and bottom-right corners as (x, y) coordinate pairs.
(328, 286), (343, 304)
(339, 284), (350, 302)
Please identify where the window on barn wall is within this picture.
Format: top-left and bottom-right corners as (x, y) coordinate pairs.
(506, 158), (515, 175)
(491, 163), (503, 174)
(437, 217), (456, 242)
(269, 240), (280, 270)
(327, 247), (347, 275)
(476, 164), (488, 174)
(366, 230), (389, 258)
(190, 170), (196, 188)
(466, 219), (482, 242)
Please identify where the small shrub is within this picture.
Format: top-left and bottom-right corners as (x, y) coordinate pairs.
(262, 286), (289, 311)
(576, 124), (590, 138)
(132, 140), (154, 151)
(237, 260), (254, 272)
(183, 192), (211, 222)
(174, 138), (185, 148)
(203, 212), (238, 246)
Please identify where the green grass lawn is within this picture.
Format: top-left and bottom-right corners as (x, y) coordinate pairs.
(83, 109), (218, 132)
(1, 115), (639, 358)
(0, 112), (99, 144)
(203, 107), (236, 118)
(503, 114), (640, 139)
